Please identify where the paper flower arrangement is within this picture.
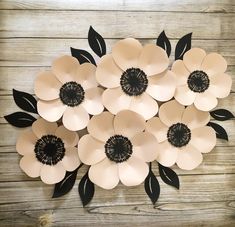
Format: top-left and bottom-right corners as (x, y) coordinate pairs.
(4, 26), (233, 206)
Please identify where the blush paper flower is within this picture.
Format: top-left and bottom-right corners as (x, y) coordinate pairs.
(78, 110), (158, 189)
(16, 118), (80, 184)
(96, 38), (176, 120)
(146, 100), (216, 170)
(35, 55), (104, 131)
(172, 48), (232, 111)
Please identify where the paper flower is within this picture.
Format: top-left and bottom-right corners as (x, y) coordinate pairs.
(172, 48), (232, 111)
(16, 118), (80, 184)
(35, 55), (104, 131)
(96, 38), (176, 120)
(146, 100), (216, 170)
(78, 110), (158, 189)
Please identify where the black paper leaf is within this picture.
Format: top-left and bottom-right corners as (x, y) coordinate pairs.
(88, 26), (106, 57)
(175, 33), (192, 60)
(156, 31), (171, 57)
(207, 122), (228, 141)
(13, 89), (38, 114)
(158, 163), (180, 189)
(210, 109), (234, 121)
(4, 112), (36, 128)
(78, 171), (95, 207)
(144, 166), (160, 205)
(52, 167), (79, 198)
(70, 47), (96, 65)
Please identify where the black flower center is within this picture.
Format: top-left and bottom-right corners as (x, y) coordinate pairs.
(167, 123), (191, 147)
(59, 81), (85, 107)
(105, 135), (133, 163)
(34, 135), (65, 165)
(120, 68), (148, 96)
(187, 70), (210, 93)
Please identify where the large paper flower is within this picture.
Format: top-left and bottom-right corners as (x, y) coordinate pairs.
(35, 55), (104, 131)
(146, 100), (216, 170)
(78, 110), (158, 189)
(96, 38), (176, 120)
(172, 48), (232, 111)
(16, 118), (80, 184)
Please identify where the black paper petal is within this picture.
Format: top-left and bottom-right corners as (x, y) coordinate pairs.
(13, 89), (38, 114)
(78, 170), (95, 207)
(175, 33), (192, 60)
(70, 47), (96, 65)
(88, 26), (106, 57)
(158, 163), (180, 189)
(210, 109), (234, 121)
(52, 166), (80, 198)
(207, 122), (228, 141)
(156, 31), (171, 57)
(144, 165), (160, 205)
(4, 112), (36, 128)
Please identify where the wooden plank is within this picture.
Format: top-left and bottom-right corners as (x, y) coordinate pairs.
(0, 0), (234, 13)
(0, 10), (234, 39)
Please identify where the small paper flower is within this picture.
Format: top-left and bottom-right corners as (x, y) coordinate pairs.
(172, 48), (232, 111)
(35, 55), (104, 131)
(96, 38), (176, 120)
(16, 118), (80, 184)
(146, 100), (216, 170)
(78, 110), (158, 189)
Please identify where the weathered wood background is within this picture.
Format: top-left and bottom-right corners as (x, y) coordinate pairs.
(0, 0), (234, 226)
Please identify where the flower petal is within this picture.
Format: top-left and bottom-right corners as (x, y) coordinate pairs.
(32, 118), (57, 138)
(40, 162), (66, 184)
(131, 132), (158, 162)
(34, 71), (62, 101)
(114, 110), (145, 138)
(78, 134), (106, 165)
(190, 126), (216, 153)
(37, 99), (67, 122)
(159, 100), (185, 126)
(176, 144), (203, 170)
(194, 91), (218, 111)
(55, 126), (79, 147)
(96, 54), (122, 88)
(87, 111), (115, 142)
(118, 156), (149, 186)
(102, 87), (132, 115)
(145, 117), (168, 143)
(82, 87), (104, 115)
(138, 44), (169, 76)
(182, 105), (210, 129)
(61, 147), (81, 171)
(201, 53), (227, 76)
(174, 84), (196, 106)
(183, 48), (206, 72)
(157, 141), (178, 167)
(171, 60), (189, 86)
(16, 129), (37, 156)
(62, 106), (89, 131)
(20, 154), (43, 178)
(129, 92), (159, 120)
(89, 158), (119, 189)
(146, 70), (176, 101)
(112, 38), (142, 71)
(208, 73), (232, 98)
(52, 55), (79, 84)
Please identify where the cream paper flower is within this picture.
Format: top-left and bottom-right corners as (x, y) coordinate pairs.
(35, 55), (104, 131)
(146, 100), (216, 170)
(16, 118), (80, 184)
(172, 48), (232, 111)
(96, 38), (176, 120)
(78, 110), (158, 189)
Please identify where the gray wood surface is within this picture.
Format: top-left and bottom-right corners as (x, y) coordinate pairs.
(0, 1), (234, 226)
